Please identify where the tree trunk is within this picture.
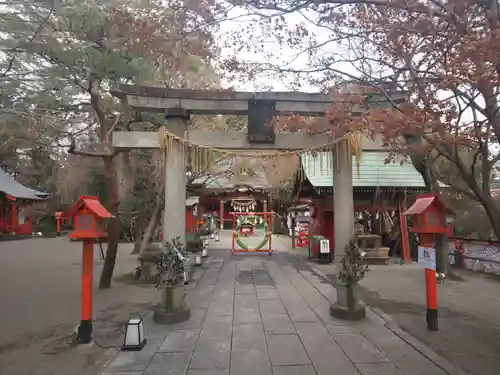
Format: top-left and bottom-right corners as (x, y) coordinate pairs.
(478, 194), (500, 241)
(435, 234), (449, 275)
(139, 193), (164, 257)
(99, 156), (120, 289)
(131, 216), (145, 254)
(406, 140), (454, 275)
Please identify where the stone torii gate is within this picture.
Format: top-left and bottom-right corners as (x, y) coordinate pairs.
(110, 84), (390, 317)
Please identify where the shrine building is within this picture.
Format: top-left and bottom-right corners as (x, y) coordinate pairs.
(0, 168), (48, 235)
(294, 150), (428, 259)
(187, 158), (275, 230)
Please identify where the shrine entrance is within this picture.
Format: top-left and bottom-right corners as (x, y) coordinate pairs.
(230, 211), (273, 255)
(110, 84), (400, 311)
(111, 84), (386, 254)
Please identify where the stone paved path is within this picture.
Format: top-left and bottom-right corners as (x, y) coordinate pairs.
(98, 233), (452, 375)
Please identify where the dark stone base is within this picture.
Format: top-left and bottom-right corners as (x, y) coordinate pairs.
(426, 308), (438, 331)
(330, 303), (366, 321)
(153, 304), (190, 325)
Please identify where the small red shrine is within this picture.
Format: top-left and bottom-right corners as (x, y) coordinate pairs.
(0, 168), (48, 235)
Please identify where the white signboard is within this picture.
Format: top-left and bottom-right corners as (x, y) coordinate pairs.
(418, 247), (436, 270)
(320, 239), (330, 254)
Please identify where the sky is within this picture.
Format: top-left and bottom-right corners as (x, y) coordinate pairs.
(213, 5), (348, 93)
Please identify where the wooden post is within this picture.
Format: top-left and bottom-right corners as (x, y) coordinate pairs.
(219, 200), (224, 229)
(263, 200), (268, 221)
(163, 108), (190, 244)
(399, 199), (411, 263)
(78, 240), (94, 343)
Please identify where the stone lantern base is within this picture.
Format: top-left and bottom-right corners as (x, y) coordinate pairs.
(330, 283), (366, 321)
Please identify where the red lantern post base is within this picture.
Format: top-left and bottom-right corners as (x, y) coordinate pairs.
(425, 268), (438, 331)
(77, 240), (94, 343)
(77, 320), (93, 343)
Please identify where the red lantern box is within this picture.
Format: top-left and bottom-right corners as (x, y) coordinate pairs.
(66, 195), (114, 240)
(404, 193), (454, 332)
(405, 193), (454, 235)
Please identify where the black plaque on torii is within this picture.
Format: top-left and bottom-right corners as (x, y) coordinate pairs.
(247, 99), (276, 144)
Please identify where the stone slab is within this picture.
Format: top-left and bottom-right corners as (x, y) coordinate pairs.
(158, 328), (200, 352)
(230, 349), (272, 375)
(272, 365), (317, 375)
(207, 300), (233, 316)
(325, 325), (362, 334)
(284, 303), (319, 322)
(190, 316), (232, 370)
(199, 315), (233, 335)
(295, 322), (360, 375)
(275, 285), (304, 305)
(232, 324), (267, 351)
(104, 338), (163, 372)
(262, 314), (296, 335)
(146, 352), (191, 372)
(186, 370), (229, 375)
(234, 306), (262, 325)
(190, 337), (231, 370)
(258, 300), (287, 315)
(234, 293), (259, 308)
(235, 283), (256, 295)
(355, 362), (405, 375)
(333, 333), (388, 363)
(143, 368), (186, 375)
(266, 334), (311, 366)
(362, 326), (447, 375)
(256, 289), (280, 300)
(142, 312), (172, 339)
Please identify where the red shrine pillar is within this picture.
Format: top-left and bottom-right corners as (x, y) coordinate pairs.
(219, 200), (224, 229)
(11, 203), (17, 232)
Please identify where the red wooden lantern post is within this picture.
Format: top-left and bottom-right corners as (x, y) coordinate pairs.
(55, 211), (65, 236)
(404, 193), (454, 331)
(66, 196), (114, 343)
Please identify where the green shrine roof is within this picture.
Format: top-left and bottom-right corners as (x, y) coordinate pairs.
(300, 151), (427, 188)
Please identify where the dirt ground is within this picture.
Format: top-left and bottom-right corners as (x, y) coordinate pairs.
(357, 265), (500, 375)
(0, 238), (158, 375)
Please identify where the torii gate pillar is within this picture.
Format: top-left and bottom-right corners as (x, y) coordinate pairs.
(330, 138), (364, 319)
(163, 108), (189, 245)
(333, 138), (355, 263)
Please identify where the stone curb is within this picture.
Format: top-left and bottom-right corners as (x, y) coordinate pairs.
(369, 307), (466, 375)
(306, 262), (465, 375)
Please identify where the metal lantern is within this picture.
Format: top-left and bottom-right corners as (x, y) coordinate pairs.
(122, 316), (146, 351)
